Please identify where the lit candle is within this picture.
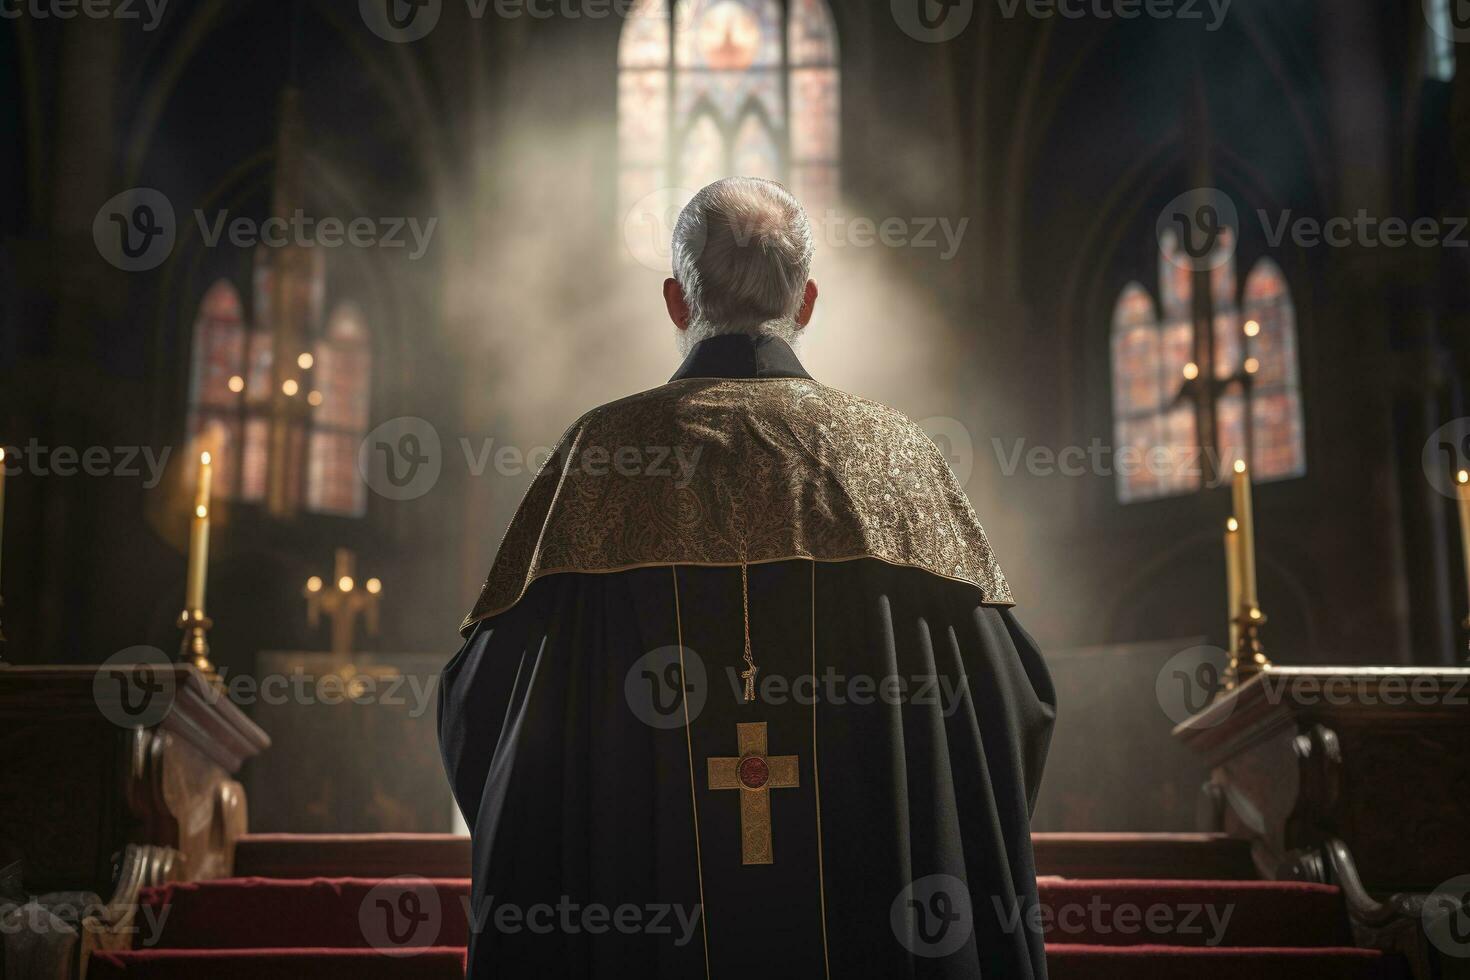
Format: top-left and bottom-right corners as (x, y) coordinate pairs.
(1231, 459), (1258, 610)
(1457, 470), (1470, 613)
(185, 452), (212, 613)
(1225, 517), (1242, 652)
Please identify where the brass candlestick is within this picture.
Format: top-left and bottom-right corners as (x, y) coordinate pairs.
(178, 607), (216, 678)
(1224, 605), (1271, 690)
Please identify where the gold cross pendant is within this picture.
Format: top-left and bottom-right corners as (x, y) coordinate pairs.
(707, 721), (798, 865)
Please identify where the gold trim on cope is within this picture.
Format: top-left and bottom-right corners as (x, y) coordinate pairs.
(461, 378), (1013, 633)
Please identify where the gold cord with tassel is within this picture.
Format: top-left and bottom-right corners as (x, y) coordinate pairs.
(740, 561), (758, 703)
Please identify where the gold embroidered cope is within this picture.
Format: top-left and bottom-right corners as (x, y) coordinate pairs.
(707, 722), (799, 866)
(461, 378), (1013, 633)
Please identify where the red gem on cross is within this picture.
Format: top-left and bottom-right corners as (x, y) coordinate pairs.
(738, 755), (770, 789)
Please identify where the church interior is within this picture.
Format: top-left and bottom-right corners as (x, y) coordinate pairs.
(2, 0), (1470, 976)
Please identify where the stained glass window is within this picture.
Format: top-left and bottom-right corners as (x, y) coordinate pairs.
(1242, 259), (1305, 481)
(306, 304), (372, 516)
(186, 256), (372, 517)
(1111, 233), (1305, 502)
(618, 0), (840, 231)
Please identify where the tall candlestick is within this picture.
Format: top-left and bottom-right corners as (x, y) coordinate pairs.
(1457, 470), (1470, 616)
(185, 452), (212, 613)
(1231, 459), (1258, 610)
(1225, 517), (1242, 654)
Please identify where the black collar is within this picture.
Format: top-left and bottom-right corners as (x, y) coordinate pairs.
(669, 333), (812, 381)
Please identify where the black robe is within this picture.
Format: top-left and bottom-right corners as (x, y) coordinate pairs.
(440, 335), (1057, 979)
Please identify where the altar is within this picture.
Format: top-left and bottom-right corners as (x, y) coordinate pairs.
(245, 651), (453, 833)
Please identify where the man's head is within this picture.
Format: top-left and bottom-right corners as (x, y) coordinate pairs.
(664, 177), (819, 355)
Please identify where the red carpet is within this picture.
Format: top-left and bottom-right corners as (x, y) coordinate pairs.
(87, 836), (1406, 979)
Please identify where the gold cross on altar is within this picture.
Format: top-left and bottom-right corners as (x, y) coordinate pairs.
(707, 722), (798, 865)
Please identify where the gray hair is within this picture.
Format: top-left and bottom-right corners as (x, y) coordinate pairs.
(671, 177), (814, 352)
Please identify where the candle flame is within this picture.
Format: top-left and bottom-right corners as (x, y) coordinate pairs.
(1226, 517), (1239, 532)
(366, 577), (382, 595)
(338, 575), (355, 592)
(1458, 469), (1469, 486)
(1182, 362), (1199, 381)
(200, 451), (212, 465)
(306, 575), (323, 593)
(0, 448), (6, 462)
(1233, 459), (1247, 475)
(1244, 319), (1261, 337)
(195, 505), (208, 518)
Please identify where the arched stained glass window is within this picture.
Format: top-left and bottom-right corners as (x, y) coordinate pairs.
(186, 255), (373, 517)
(618, 0), (840, 222)
(1110, 232), (1305, 502)
(1241, 260), (1304, 481)
(306, 304), (372, 516)
(186, 281), (256, 501)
